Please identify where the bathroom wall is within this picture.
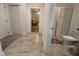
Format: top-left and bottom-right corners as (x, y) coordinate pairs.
(53, 4), (74, 36)
(69, 4), (79, 34)
(61, 7), (74, 35)
(54, 7), (65, 36)
(0, 4), (11, 39)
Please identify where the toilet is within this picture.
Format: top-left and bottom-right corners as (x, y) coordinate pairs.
(62, 35), (77, 41)
(61, 30), (79, 55)
(62, 30), (79, 45)
(61, 30), (79, 53)
(62, 35), (77, 47)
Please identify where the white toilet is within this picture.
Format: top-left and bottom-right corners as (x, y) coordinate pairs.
(62, 30), (79, 44)
(61, 30), (79, 55)
(61, 30), (79, 50)
(62, 35), (77, 41)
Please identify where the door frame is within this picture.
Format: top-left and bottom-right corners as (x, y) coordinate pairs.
(30, 8), (40, 32)
(28, 7), (41, 33)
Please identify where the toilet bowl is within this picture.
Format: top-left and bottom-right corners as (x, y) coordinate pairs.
(62, 29), (79, 45)
(62, 35), (78, 55)
(62, 36), (77, 41)
(62, 35), (77, 46)
(61, 30), (79, 54)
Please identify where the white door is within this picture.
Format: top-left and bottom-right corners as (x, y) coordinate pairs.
(10, 6), (21, 35)
(43, 4), (56, 51)
(0, 4), (9, 39)
(47, 4), (56, 49)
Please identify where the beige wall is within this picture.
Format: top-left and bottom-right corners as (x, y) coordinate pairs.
(54, 7), (65, 36)
(53, 6), (74, 36)
(0, 4), (11, 39)
(69, 5), (79, 34)
(61, 7), (74, 35)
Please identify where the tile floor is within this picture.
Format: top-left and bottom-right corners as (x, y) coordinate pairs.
(1, 32), (71, 56)
(0, 34), (20, 51)
(4, 32), (46, 56)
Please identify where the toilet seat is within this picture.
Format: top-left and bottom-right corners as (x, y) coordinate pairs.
(62, 36), (77, 41)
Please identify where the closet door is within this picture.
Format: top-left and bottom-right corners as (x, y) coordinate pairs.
(0, 4), (9, 39)
(10, 5), (21, 35)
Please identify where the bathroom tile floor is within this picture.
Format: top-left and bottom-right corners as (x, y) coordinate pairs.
(4, 32), (46, 56)
(2, 32), (71, 56)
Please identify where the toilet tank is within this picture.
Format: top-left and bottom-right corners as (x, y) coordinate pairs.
(71, 30), (79, 40)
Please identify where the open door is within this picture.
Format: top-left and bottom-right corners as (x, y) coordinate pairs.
(31, 8), (40, 32)
(43, 4), (56, 51)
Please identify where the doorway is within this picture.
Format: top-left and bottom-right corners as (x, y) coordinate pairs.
(31, 8), (40, 32)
